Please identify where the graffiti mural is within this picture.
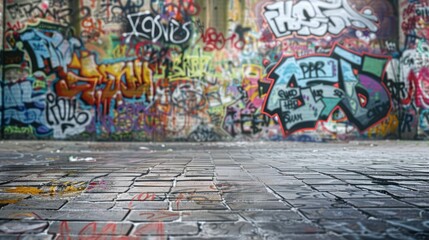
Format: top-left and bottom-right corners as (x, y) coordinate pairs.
(263, 0), (379, 38)
(0, 0), (3, 139)
(1, 0), (426, 141)
(399, 0), (429, 139)
(263, 45), (391, 136)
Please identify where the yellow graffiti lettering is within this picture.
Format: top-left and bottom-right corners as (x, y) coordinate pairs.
(4, 126), (34, 135)
(367, 114), (399, 138)
(55, 51), (153, 107)
(0, 199), (21, 204)
(5, 181), (87, 197)
(32, 79), (46, 90)
(6, 187), (43, 195)
(112, 45), (128, 58)
(170, 55), (212, 81)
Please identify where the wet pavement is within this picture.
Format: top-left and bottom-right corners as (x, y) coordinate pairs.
(0, 140), (428, 239)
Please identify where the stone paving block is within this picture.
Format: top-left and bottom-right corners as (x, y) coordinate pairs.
(2, 199), (67, 210)
(357, 184), (409, 192)
(66, 173), (109, 178)
(128, 187), (171, 193)
(127, 210), (181, 222)
(342, 179), (375, 184)
(115, 200), (169, 210)
(201, 222), (260, 237)
(262, 179), (305, 185)
(169, 235), (238, 240)
(186, 167), (214, 171)
(109, 173), (146, 177)
(219, 186), (269, 193)
(48, 221), (132, 235)
(286, 198), (348, 209)
(169, 192), (222, 201)
(215, 176), (254, 181)
(291, 174), (335, 179)
(175, 177), (213, 181)
(0, 210), (128, 221)
(88, 180), (133, 188)
(265, 233), (346, 240)
(173, 201), (227, 211)
(185, 172), (213, 177)
(223, 193), (279, 202)
(181, 211), (240, 222)
(345, 198), (413, 208)
(117, 193), (167, 201)
(72, 193), (118, 202)
(392, 181), (429, 185)
(85, 186), (129, 193)
(319, 219), (389, 232)
(0, 172), (27, 177)
(53, 210), (129, 221)
(387, 189), (429, 198)
(329, 190), (389, 199)
(311, 185), (362, 191)
(0, 234), (53, 240)
(112, 169), (149, 175)
(319, 219), (393, 238)
(1, 181), (50, 187)
(171, 186), (218, 193)
(406, 187), (429, 194)
(303, 179), (346, 185)
(0, 193), (30, 205)
(0, 176), (19, 182)
(227, 201), (290, 211)
(54, 177), (94, 182)
(387, 219), (429, 233)
(14, 175), (59, 181)
(60, 201), (115, 210)
(102, 177), (136, 181)
(258, 179), (304, 185)
(145, 173), (180, 177)
(151, 168), (184, 173)
(214, 182), (261, 190)
(175, 181), (215, 187)
(257, 221), (324, 235)
(277, 191), (335, 200)
(240, 210), (303, 222)
(133, 181), (174, 187)
(133, 222), (199, 236)
(373, 175), (411, 180)
(269, 185), (312, 192)
(300, 208), (367, 220)
(400, 197), (429, 207)
(362, 208), (429, 220)
(0, 220), (48, 234)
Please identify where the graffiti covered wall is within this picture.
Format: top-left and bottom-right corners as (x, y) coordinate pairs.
(399, 0), (429, 140)
(0, 0), (417, 142)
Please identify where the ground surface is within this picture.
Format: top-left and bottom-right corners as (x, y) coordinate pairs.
(0, 140), (428, 240)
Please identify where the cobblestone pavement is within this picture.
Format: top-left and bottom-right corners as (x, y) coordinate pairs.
(0, 140), (428, 239)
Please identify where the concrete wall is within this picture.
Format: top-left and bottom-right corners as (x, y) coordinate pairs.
(0, 0), (419, 142)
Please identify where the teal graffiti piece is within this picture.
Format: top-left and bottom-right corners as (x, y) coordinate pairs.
(266, 58), (301, 112)
(295, 57), (338, 86)
(340, 59), (358, 82)
(273, 57), (301, 85)
(263, 44), (391, 136)
(362, 56), (387, 77)
(334, 46), (362, 65)
(321, 98), (342, 119)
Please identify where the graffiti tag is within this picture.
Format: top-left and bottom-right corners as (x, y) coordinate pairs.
(263, 0), (379, 37)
